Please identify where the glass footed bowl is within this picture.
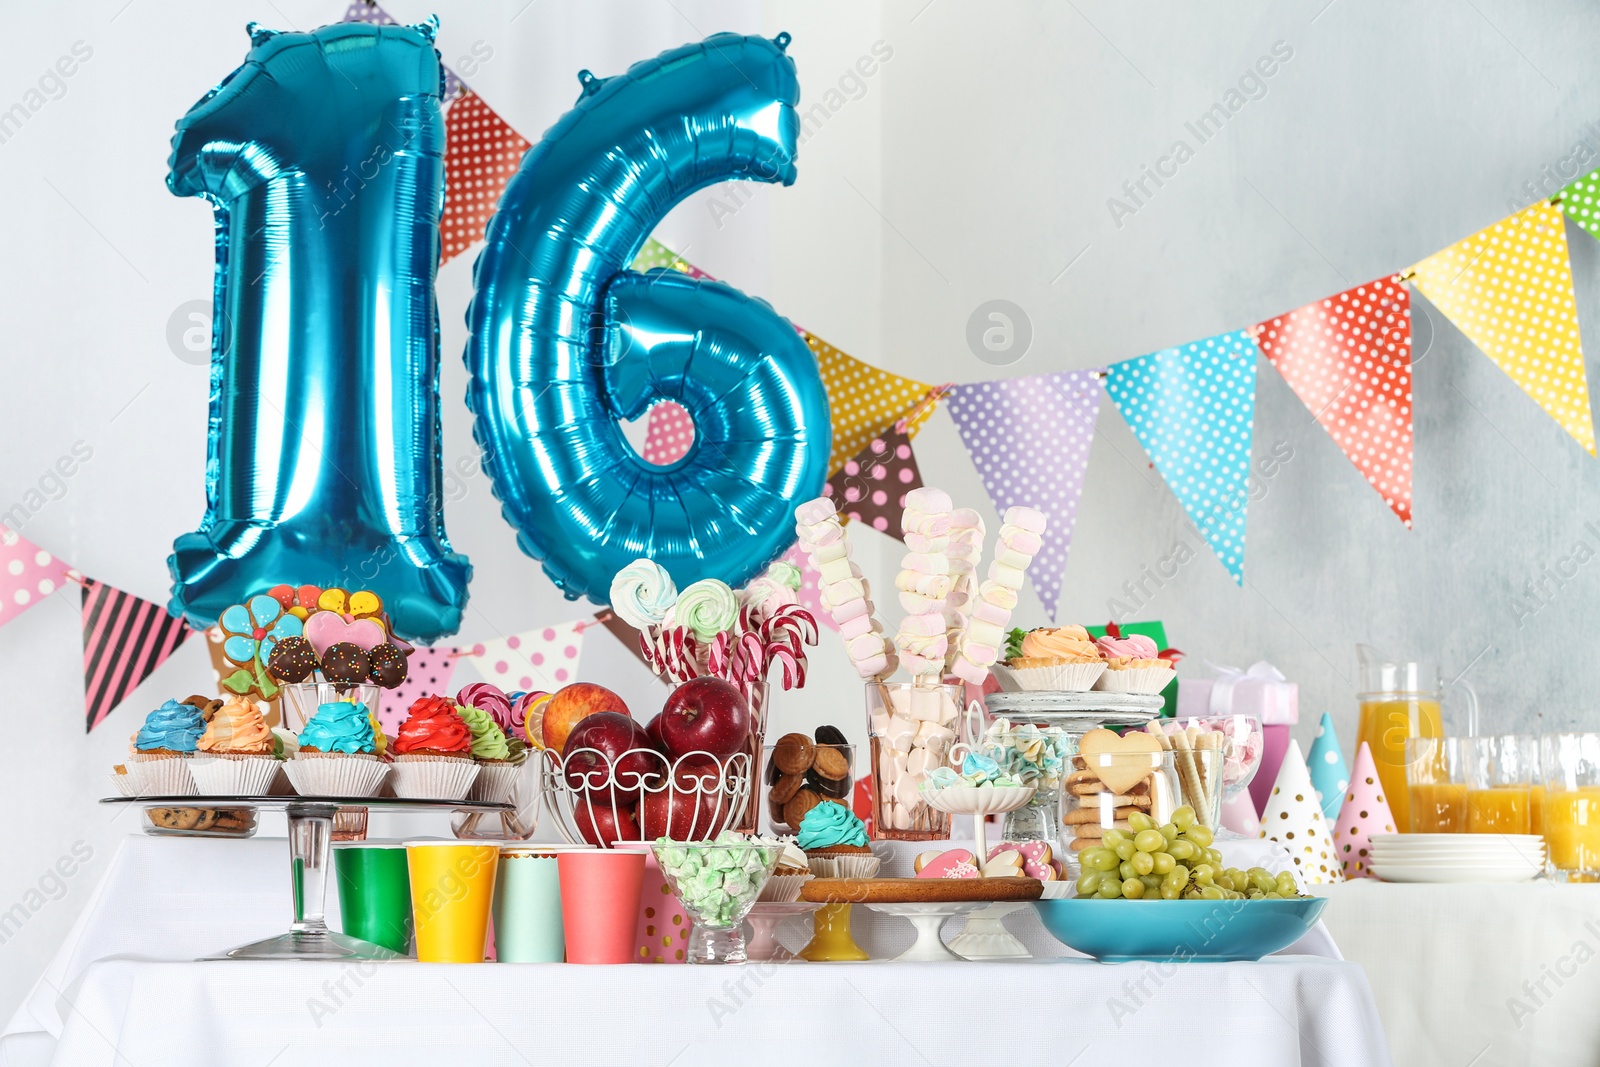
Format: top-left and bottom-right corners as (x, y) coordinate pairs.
(651, 839), (782, 964)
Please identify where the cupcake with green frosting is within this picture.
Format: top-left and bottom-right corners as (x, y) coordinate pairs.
(797, 802), (879, 878)
(459, 703), (528, 803)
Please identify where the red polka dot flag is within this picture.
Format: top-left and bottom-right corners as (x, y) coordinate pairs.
(821, 421), (925, 542)
(441, 91), (531, 264)
(1253, 276), (1414, 527)
(461, 619), (588, 693)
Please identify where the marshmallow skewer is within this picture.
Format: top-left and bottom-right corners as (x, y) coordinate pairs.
(943, 507), (985, 672)
(950, 506), (1047, 685)
(894, 487), (955, 680)
(794, 497), (896, 679)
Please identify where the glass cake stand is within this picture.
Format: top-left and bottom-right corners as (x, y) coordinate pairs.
(102, 795), (512, 961)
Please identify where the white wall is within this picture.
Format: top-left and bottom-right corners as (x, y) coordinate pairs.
(2, 0), (1598, 1023)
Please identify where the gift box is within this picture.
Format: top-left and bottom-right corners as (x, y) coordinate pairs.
(1177, 661), (1298, 816)
(1085, 621), (1178, 717)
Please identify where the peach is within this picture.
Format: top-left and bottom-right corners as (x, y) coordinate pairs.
(542, 682), (630, 754)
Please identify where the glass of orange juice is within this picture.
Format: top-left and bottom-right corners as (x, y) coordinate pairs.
(1542, 733), (1600, 881)
(1464, 735), (1538, 835)
(1405, 737), (1467, 832)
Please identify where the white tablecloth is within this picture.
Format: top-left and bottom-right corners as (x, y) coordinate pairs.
(1, 835), (1386, 1067)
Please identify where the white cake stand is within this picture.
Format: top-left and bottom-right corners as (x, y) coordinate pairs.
(864, 902), (983, 961)
(919, 784), (1039, 961)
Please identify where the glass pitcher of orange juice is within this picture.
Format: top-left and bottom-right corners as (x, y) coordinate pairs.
(1354, 644), (1478, 832)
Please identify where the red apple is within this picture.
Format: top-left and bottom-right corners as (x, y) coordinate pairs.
(543, 682), (629, 754)
(641, 761), (734, 841)
(657, 678), (750, 761)
(572, 794), (640, 846)
(644, 712), (667, 754)
(563, 712), (662, 798)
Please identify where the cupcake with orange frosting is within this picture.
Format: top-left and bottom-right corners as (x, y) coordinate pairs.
(993, 626), (1106, 692)
(190, 694), (281, 795)
(390, 695), (480, 800)
(1092, 633), (1175, 695)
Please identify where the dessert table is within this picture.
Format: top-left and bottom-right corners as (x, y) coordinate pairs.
(1, 834), (1386, 1066)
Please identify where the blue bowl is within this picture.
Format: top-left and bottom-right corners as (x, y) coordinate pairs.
(1033, 897), (1327, 962)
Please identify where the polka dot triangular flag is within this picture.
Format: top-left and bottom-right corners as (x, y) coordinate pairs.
(822, 422), (925, 541)
(946, 371), (1101, 619)
(377, 645), (459, 737)
(440, 91), (532, 264)
(1411, 200), (1594, 455)
(1105, 330), (1260, 585)
(1255, 276), (1414, 526)
(462, 620), (587, 693)
(808, 332), (938, 478)
(1307, 712), (1351, 820)
(1333, 742), (1396, 880)
(0, 527), (74, 633)
(631, 239), (713, 279)
(1559, 166), (1600, 245)
(641, 400), (696, 466)
(1259, 738), (1344, 886)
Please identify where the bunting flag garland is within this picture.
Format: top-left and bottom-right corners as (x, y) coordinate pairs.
(82, 579), (192, 732)
(461, 620), (587, 693)
(1559, 167), (1600, 244)
(378, 645), (458, 737)
(632, 239), (713, 278)
(782, 544), (837, 632)
(808, 332), (938, 477)
(1106, 331), (1260, 585)
(0, 527), (75, 632)
(945, 370), (1101, 618)
(823, 422), (926, 540)
(1255, 276), (1414, 526)
(641, 400), (696, 466)
(1411, 201), (1594, 455)
(439, 92), (532, 264)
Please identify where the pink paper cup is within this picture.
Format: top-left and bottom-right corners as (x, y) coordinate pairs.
(558, 850), (646, 964)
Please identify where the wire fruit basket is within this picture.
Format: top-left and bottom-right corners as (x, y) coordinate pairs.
(541, 746), (754, 846)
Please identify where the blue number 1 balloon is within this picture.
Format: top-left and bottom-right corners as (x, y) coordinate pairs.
(166, 20), (470, 641)
(464, 33), (830, 604)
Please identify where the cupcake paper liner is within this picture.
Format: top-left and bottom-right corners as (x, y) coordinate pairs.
(807, 853), (882, 878)
(992, 660), (1105, 693)
(188, 755), (281, 796)
(108, 772), (138, 798)
(758, 873), (812, 903)
(468, 761), (521, 804)
(124, 755), (197, 797)
(390, 753), (480, 800)
(1093, 665), (1176, 695)
(283, 752), (389, 798)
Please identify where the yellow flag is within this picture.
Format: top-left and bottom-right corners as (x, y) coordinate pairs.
(1411, 201), (1594, 455)
(806, 332), (938, 476)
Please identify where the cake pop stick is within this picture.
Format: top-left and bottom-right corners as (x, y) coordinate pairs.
(794, 497), (896, 679)
(951, 506), (1047, 684)
(893, 487), (954, 681)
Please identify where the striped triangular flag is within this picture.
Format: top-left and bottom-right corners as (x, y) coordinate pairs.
(83, 579), (192, 732)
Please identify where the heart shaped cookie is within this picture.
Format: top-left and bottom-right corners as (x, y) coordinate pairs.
(304, 611), (388, 658)
(1077, 728), (1163, 795)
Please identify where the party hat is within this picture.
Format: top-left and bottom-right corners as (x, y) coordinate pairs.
(1259, 739), (1344, 886)
(1221, 791), (1261, 836)
(1332, 743), (1395, 880)
(1307, 712), (1350, 820)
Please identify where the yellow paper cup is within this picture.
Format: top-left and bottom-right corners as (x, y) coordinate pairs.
(405, 840), (501, 963)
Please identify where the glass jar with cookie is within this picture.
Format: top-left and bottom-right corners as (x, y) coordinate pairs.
(764, 728), (856, 833)
(1059, 728), (1184, 875)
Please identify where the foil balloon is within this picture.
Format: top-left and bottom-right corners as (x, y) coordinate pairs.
(166, 20), (471, 641)
(464, 32), (829, 604)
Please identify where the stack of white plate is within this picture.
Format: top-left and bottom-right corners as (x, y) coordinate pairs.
(1368, 833), (1546, 883)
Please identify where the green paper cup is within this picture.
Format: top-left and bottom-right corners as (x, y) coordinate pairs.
(334, 842), (412, 954)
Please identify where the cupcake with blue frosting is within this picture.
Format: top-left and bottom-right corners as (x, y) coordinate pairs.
(284, 698), (390, 797)
(124, 699), (207, 796)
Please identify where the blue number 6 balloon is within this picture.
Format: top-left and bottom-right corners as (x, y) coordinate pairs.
(464, 32), (830, 604)
(166, 20), (471, 641)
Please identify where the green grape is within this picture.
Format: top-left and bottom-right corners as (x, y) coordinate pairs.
(1078, 846), (1107, 867)
(1152, 852), (1176, 875)
(1077, 870), (1103, 895)
(1168, 839), (1196, 861)
(1185, 824), (1214, 848)
(1114, 841), (1137, 861)
(1140, 873), (1163, 890)
(1276, 872), (1299, 894)
(1199, 885), (1224, 900)
(1265, 891), (1284, 899)
(1101, 829), (1127, 849)
(1162, 867), (1190, 893)
(1171, 805), (1196, 829)
(1134, 829), (1165, 853)
(1160, 884), (1181, 900)
(1204, 848), (1225, 867)
(1097, 878), (1124, 899)
(1191, 863), (1215, 886)
(1127, 812), (1155, 833)
(1122, 877), (1146, 899)
(1089, 850), (1119, 872)
(1250, 869), (1277, 894)
(1159, 823), (1179, 844)
(1119, 860), (1138, 881)
(1130, 850), (1155, 876)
